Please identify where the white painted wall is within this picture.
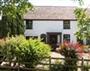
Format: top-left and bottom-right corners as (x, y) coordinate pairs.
(24, 20), (77, 43)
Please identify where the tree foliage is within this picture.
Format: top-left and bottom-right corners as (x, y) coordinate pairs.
(74, 8), (90, 40)
(73, 0), (84, 5)
(0, 0), (32, 37)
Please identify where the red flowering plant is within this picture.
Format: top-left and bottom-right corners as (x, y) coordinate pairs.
(58, 40), (84, 58)
(56, 40), (84, 71)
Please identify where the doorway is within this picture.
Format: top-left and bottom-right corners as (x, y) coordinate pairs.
(47, 32), (61, 50)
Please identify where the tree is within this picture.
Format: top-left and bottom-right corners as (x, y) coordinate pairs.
(73, 0), (84, 5)
(74, 8), (90, 40)
(0, 0), (32, 37)
(73, 0), (90, 41)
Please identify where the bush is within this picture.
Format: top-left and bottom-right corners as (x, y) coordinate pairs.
(57, 41), (84, 71)
(0, 39), (5, 62)
(0, 35), (51, 68)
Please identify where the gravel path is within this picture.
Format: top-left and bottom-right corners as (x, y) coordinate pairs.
(50, 52), (64, 58)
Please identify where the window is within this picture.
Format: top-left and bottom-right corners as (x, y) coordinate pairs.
(86, 38), (90, 45)
(32, 36), (38, 39)
(63, 20), (70, 29)
(26, 36), (30, 40)
(26, 20), (33, 29)
(26, 36), (38, 40)
(63, 34), (70, 42)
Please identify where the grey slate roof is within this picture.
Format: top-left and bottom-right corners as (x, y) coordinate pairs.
(23, 6), (89, 20)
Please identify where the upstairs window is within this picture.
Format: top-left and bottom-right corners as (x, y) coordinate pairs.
(63, 34), (70, 42)
(26, 20), (33, 29)
(63, 20), (70, 29)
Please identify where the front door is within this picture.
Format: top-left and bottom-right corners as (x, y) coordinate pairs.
(47, 32), (61, 50)
(49, 34), (57, 44)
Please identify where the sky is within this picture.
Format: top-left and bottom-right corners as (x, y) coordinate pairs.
(29, 0), (90, 7)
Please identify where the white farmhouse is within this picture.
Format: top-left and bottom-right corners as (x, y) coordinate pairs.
(24, 6), (89, 48)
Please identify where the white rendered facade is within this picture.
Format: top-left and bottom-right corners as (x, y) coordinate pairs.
(24, 20), (78, 44)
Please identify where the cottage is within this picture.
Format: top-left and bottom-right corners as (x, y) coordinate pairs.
(24, 6), (90, 48)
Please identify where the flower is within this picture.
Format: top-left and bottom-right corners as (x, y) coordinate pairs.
(59, 40), (84, 58)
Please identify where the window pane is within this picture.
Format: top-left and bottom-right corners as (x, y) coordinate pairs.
(63, 20), (70, 29)
(86, 38), (90, 45)
(26, 36), (38, 40)
(63, 34), (70, 42)
(26, 20), (32, 29)
(26, 36), (30, 40)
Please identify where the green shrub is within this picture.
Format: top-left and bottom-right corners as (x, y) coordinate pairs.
(0, 35), (51, 68)
(16, 37), (51, 68)
(0, 39), (6, 62)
